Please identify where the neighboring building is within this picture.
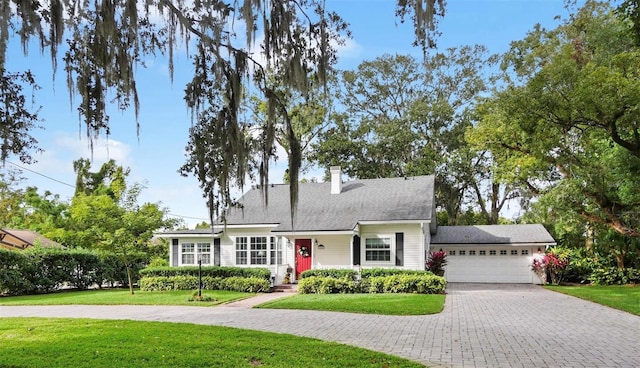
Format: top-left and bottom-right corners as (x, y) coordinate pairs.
(0, 229), (63, 250)
(157, 167), (555, 284)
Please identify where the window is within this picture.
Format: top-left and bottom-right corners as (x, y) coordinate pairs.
(270, 237), (282, 265)
(500, 250), (507, 256)
(469, 250), (476, 255)
(449, 250), (456, 256)
(459, 250), (466, 255)
(365, 237), (391, 262)
(521, 249), (529, 255)
(489, 250), (497, 255)
(198, 243), (211, 264)
(511, 249), (518, 255)
(236, 237), (248, 264)
(250, 236), (268, 265)
(182, 243), (194, 264)
(479, 250), (486, 256)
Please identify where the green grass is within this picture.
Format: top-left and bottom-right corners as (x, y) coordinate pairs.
(545, 284), (640, 316)
(0, 289), (251, 306)
(256, 293), (445, 315)
(0, 318), (424, 368)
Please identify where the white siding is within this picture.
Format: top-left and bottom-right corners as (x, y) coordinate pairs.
(311, 234), (351, 268)
(359, 223), (424, 270)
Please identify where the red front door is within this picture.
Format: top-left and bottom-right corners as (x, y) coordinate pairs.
(295, 239), (312, 279)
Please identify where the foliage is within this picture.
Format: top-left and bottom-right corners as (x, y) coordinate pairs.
(257, 293), (445, 315)
(140, 266), (271, 280)
(360, 268), (434, 278)
(139, 275), (270, 293)
(531, 250), (570, 285)
(0, 318), (425, 368)
(588, 267), (640, 285)
(299, 268), (357, 280)
(298, 274), (446, 294)
(0, 248), (139, 296)
(426, 250), (447, 276)
(469, 1), (640, 247)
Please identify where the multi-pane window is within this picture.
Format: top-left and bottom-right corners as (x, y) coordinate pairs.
(500, 250), (507, 256)
(489, 250), (497, 255)
(511, 249), (518, 255)
(449, 250), (456, 256)
(198, 243), (211, 264)
(459, 250), (466, 255)
(365, 237), (391, 261)
(521, 250), (529, 255)
(469, 250), (476, 255)
(182, 243), (195, 264)
(236, 237), (248, 264)
(250, 236), (268, 265)
(479, 250), (486, 256)
(270, 237), (282, 265)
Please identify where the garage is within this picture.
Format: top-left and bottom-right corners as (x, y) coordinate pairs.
(431, 224), (556, 284)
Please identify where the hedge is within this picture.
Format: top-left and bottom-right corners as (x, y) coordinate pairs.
(139, 275), (270, 293)
(139, 266), (271, 280)
(360, 268), (434, 278)
(298, 274), (446, 294)
(0, 248), (143, 296)
(299, 269), (357, 280)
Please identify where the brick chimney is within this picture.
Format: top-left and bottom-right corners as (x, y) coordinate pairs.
(330, 166), (342, 194)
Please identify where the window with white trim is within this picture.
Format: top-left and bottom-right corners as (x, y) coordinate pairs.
(459, 250), (466, 255)
(250, 236), (268, 265)
(270, 237), (282, 265)
(449, 250), (456, 256)
(521, 249), (529, 255)
(511, 249), (518, 255)
(182, 243), (195, 264)
(500, 250), (507, 256)
(365, 237), (391, 262)
(236, 237), (248, 264)
(489, 250), (497, 255)
(198, 243), (211, 264)
(479, 250), (486, 256)
(469, 250), (476, 255)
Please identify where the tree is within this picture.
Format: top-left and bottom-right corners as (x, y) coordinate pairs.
(2, 0), (445, 229)
(64, 159), (177, 293)
(469, 1), (640, 267)
(312, 48), (515, 224)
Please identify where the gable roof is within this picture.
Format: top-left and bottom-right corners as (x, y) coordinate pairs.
(431, 224), (556, 245)
(222, 175), (436, 232)
(0, 229), (63, 250)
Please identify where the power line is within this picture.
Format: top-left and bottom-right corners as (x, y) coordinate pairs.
(5, 160), (210, 222)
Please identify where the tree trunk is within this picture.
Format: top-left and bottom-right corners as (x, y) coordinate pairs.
(126, 263), (135, 295)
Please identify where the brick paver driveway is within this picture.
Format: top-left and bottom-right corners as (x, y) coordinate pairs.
(1, 283), (638, 367)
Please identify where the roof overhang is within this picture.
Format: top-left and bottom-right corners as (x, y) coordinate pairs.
(433, 242), (557, 247)
(272, 230), (356, 236)
(357, 220), (431, 225)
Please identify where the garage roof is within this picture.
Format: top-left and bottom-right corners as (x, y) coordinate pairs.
(431, 224), (556, 245)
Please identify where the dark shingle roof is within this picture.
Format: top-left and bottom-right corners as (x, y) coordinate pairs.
(222, 175), (435, 232)
(431, 224), (556, 245)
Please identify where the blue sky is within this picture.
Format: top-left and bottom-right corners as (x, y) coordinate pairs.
(4, 1), (581, 228)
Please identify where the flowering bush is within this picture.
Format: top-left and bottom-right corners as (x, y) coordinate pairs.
(426, 251), (447, 277)
(531, 251), (570, 285)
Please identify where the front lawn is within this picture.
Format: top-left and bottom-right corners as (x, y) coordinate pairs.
(256, 293), (445, 315)
(0, 289), (251, 306)
(0, 318), (423, 368)
(545, 284), (640, 316)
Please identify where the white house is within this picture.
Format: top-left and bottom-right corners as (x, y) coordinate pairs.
(157, 167), (555, 284)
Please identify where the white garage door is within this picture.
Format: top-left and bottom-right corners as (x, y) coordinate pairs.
(442, 247), (536, 283)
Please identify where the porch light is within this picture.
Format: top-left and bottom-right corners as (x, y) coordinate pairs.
(318, 244), (325, 249)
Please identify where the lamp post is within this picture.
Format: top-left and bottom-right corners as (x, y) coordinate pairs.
(198, 254), (202, 299)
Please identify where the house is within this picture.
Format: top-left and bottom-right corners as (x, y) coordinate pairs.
(0, 229), (63, 250)
(157, 167), (555, 284)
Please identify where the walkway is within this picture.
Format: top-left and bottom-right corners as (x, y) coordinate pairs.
(1, 283), (638, 367)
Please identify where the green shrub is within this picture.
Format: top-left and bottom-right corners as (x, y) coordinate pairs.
(140, 266), (271, 280)
(298, 276), (359, 294)
(299, 269), (357, 280)
(221, 276), (270, 292)
(589, 267), (640, 285)
(360, 268), (433, 278)
(139, 275), (269, 292)
(0, 249), (34, 295)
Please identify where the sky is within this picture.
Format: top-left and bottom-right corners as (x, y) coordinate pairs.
(3, 0), (583, 228)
